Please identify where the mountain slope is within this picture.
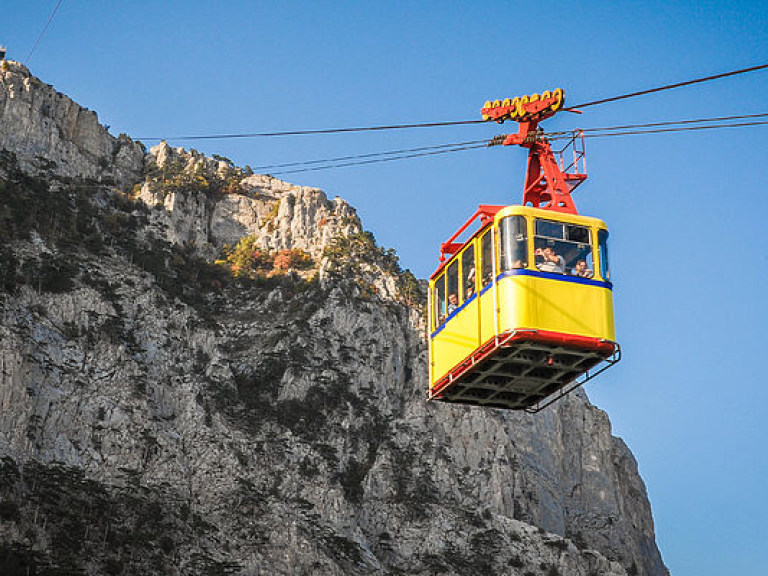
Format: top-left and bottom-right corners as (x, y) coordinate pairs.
(0, 60), (667, 576)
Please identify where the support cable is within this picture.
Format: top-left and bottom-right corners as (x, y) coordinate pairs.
(569, 119), (768, 140)
(137, 62), (768, 142)
(252, 139), (490, 171)
(138, 119), (485, 142)
(545, 112), (768, 138)
(568, 63), (768, 109)
(260, 112), (768, 172)
(270, 142), (489, 175)
(25, 0), (65, 63)
(271, 119), (768, 173)
(44, 117), (768, 185)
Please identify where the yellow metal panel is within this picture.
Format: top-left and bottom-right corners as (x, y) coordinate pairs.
(430, 299), (481, 386)
(478, 287), (495, 345)
(495, 275), (535, 332)
(496, 274), (615, 340)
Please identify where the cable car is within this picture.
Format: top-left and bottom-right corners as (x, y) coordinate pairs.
(427, 90), (620, 412)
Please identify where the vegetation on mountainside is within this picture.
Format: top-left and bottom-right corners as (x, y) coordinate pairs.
(134, 150), (244, 198)
(217, 235), (313, 280)
(0, 151), (230, 305)
(0, 148), (421, 314)
(262, 199), (280, 232)
(0, 457), (237, 575)
(323, 231), (422, 307)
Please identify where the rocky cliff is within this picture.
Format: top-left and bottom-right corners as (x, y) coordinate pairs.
(0, 61), (143, 186)
(0, 60), (668, 575)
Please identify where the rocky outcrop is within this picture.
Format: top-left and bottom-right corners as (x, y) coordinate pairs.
(0, 66), (668, 575)
(136, 142), (362, 259)
(0, 60), (144, 185)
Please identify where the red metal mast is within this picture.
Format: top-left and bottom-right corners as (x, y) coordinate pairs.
(434, 90), (588, 268)
(481, 90), (586, 214)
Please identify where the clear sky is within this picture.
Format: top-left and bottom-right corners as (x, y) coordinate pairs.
(3, 1), (767, 574)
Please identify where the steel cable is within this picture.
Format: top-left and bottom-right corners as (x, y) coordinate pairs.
(137, 63), (768, 142)
(25, 0), (65, 63)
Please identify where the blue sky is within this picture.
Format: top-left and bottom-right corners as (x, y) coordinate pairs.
(3, 1), (767, 574)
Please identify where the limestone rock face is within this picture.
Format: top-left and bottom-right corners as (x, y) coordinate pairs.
(0, 67), (668, 575)
(136, 142), (362, 260)
(0, 60), (143, 185)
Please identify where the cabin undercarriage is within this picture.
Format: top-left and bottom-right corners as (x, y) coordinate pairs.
(429, 331), (620, 412)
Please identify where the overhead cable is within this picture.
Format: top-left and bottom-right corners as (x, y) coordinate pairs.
(569, 63), (768, 109)
(252, 139), (490, 171)
(48, 117), (768, 184)
(270, 143), (489, 175)
(570, 119), (768, 139)
(545, 112), (768, 138)
(138, 62), (768, 142)
(26, 0), (65, 63)
(138, 119), (486, 142)
(271, 118), (768, 173)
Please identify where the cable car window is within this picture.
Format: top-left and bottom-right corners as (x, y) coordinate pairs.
(480, 230), (493, 288)
(446, 260), (459, 314)
(534, 219), (593, 276)
(598, 229), (610, 280)
(461, 244), (476, 300)
(567, 224), (590, 244)
(535, 219), (564, 240)
(433, 274), (446, 327)
(500, 215), (528, 271)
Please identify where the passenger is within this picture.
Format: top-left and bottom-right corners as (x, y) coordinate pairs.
(465, 268), (476, 298)
(535, 246), (565, 274)
(447, 293), (459, 314)
(512, 259), (527, 269)
(572, 259), (594, 278)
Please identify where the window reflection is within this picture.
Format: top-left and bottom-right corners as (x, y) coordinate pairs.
(500, 215), (528, 271)
(534, 219), (593, 277)
(598, 229), (610, 281)
(461, 245), (476, 300)
(434, 274), (445, 328)
(446, 260), (459, 315)
(481, 231), (493, 288)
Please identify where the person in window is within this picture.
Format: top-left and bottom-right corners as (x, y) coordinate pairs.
(464, 268), (476, 299)
(447, 293), (459, 314)
(535, 246), (565, 274)
(572, 259), (594, 278)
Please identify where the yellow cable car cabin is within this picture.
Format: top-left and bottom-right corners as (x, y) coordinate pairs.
(427, 205), (619, 411)
(428, 90), (620, 411)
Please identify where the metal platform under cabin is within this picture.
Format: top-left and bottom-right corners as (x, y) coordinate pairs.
(435, 339), (619, 412)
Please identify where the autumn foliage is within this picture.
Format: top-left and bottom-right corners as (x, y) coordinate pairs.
(218, 236), (313, 279)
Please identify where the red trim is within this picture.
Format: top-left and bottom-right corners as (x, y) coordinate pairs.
(430, 329), (616, 398)
(430, 205), (505, 279)
(522, 329), (616, 351)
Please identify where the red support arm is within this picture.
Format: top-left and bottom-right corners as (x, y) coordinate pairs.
(484, 92), (586, 215)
